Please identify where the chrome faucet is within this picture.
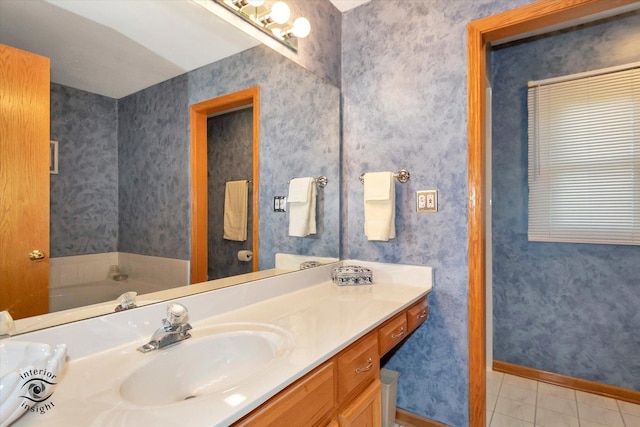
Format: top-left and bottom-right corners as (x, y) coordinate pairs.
(137, 302), (192, 353)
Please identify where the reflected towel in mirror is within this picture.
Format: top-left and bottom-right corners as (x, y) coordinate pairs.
(223, 180), (249, 241)
(288, 177), (316, 237)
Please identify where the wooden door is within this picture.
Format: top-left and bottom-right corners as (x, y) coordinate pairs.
(0, 44), (50, 319)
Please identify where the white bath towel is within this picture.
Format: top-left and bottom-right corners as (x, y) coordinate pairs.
(363, 172), (396, 241)
(288, 177), (316, 237)
(223, 180), (248, 241)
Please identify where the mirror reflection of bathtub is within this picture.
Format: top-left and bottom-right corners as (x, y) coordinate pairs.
(47, 254), (189, 312)
(46, 252), (338, 316)
(50, 281), (149, 313)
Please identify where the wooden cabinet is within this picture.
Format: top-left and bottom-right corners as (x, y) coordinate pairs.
(407, 297), (429, 333)
(236, 362), (336, 427)
(378, 313), (407, 356)
(338, 380), (382, 427)
(234, 297), (429, 427)
(337, 332), (379, 403)
(379, 296), (429, 356)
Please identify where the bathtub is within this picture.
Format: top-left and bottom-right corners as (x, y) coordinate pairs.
(49, 279), (168, 313)
(48, 252), (190, 313)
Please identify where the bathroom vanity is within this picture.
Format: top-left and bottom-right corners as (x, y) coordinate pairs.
(3, 261), (432, 426)
(236, 296), (429, 426)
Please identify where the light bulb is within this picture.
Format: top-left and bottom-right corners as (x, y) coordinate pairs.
(247, 0), (264, 6)
(292, 17), (311, 38)
(270, 2), (290, 24)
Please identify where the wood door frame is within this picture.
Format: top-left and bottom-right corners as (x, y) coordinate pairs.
(190, 86), (260, 284)
(466, 1), (639, 425)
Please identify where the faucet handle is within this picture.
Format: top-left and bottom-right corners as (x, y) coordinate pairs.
(166, 302), (188, 326)
(0, 310), (15, 335)
(115, 291), (137, 312)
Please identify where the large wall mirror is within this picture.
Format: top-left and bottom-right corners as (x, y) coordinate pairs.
(0, 0), (340, 334)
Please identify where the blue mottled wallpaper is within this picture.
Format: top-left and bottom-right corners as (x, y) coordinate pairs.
(341, 0), (533, 425)
(207, 109), (254, 279)
(491, 12), (640, 391)
(50, 83), (118, 257)
(117, 74), (191, 260)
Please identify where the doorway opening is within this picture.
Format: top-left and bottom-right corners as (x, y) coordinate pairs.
(467, 2), (637, 425)
(190, 87), (260, 284)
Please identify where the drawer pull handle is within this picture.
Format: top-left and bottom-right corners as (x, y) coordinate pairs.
(391, 327), (405, 339)
(417, 310), (428, 319)
(355, 357), (373, 374)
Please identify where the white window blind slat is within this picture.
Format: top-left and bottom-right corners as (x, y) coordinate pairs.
(527, 65), (640, 246)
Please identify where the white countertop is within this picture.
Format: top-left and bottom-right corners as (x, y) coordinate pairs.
(8, 261), (432, 427)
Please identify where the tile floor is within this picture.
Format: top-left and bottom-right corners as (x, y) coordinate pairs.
(487, 370), (640, 427)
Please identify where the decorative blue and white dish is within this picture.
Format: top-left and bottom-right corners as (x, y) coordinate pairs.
(331, 265), (373, 286)
(300, 261), (322, 269)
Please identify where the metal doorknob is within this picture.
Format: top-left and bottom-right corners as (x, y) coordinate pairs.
(29, 250), (45, 261)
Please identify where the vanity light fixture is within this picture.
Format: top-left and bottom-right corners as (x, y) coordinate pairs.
(268, 1), (290, 24)
(215, 0), (311, 51)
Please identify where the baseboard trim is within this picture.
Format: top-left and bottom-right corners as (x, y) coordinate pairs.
(395, 409), (449, 427)
(493, 360), (640, 405)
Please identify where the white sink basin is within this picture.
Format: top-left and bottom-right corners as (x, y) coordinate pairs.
(119, 323), (293, 406)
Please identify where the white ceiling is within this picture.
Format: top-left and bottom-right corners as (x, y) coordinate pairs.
(0, 0), (368, 99)
(329, 0), (371, 12)
(0, 0), (260, 99)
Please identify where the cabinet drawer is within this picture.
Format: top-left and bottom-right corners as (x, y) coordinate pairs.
(407, 297), (429, 333)
(378, 312), (407, 356)
(337, 379), (382, 427)
(236, 361), (335, 427)
(337, 332), (379, 403)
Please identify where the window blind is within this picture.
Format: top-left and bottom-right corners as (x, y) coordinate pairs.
(527, 64), (640, 245)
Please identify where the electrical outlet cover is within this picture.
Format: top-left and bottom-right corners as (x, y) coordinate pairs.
(417, 190), (437, 213)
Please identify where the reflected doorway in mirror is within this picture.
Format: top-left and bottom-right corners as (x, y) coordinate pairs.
(190, 87), (260, 284)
